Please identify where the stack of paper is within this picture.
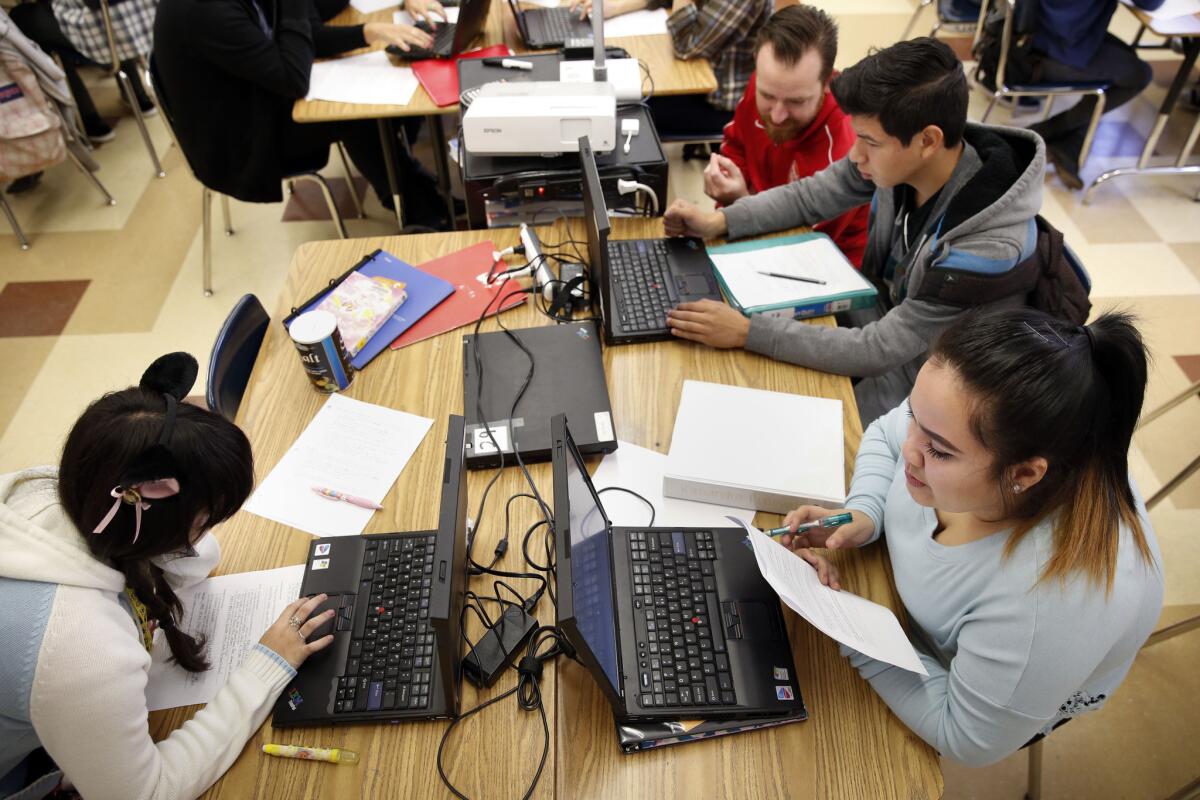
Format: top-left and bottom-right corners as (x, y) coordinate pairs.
(306, 50), (420, 106)
(662, 380), (845, 514)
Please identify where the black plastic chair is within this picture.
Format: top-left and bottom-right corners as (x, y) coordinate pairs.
(207, 294), (269, 421)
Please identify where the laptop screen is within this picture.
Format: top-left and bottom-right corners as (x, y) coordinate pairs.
(563, 423), (622, 692)
(578, 136), (611, 326)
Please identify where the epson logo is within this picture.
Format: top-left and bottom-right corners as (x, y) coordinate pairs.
(483, 128), (502, 133)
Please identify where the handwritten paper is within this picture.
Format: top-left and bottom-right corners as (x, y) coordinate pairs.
(733, 518), (928, 675)
(604, 8), (669, 37)
(146, 565), (304, 711)
(306, 50), (420, 106)
(710, 236), (867, 310)
(592, 441), (755, 528)
(244, 394), (433, 537)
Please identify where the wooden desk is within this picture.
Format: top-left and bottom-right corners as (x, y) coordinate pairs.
(149, 219), (942, 800)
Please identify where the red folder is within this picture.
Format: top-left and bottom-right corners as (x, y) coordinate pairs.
(388, 241), (528, 349)
(412, 45), (512, 107)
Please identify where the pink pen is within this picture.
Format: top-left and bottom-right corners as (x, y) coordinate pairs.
(312, 486), (383, 510)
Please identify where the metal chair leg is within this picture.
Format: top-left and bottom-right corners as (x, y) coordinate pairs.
(982, 94), (998, 122)
(1078, 90), (1107, 168)
(117, 67), (165, 178)
(1039, 95), (1055, 122)
(0, 191), (31, 250)
(220, 194), (233, 236)
(297, 173), (349, 239)
(1025, 738), (1044, 800)
(66, 148), (117, 206)
(202, 186), (213, 296)
(901, 0), (933, 40)
(335, 142), (366, 219)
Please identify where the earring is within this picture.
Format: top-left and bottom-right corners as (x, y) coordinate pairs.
(1012, 484), (1023, 494)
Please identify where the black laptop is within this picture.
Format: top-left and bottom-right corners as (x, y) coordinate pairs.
(578, 136), (723, 345)
(552, 414), (803, 720)
(462, 321), (617, 469)
(387, 0), (492, 60)
(271, 416), (468, 726)
(506, 0), (592, 49)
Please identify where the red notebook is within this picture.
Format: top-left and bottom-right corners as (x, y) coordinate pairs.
(411, 45), (512, 107)
(388, 241), (528, 349)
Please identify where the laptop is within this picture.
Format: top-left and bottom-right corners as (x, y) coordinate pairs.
(551, 414), (803, 720)
(506, 0), (593, 49)
(578, 135), (724, 345)
(387, 0), (492, 60)
(271, 416), (469, 726)
(462, 321), (617, 469)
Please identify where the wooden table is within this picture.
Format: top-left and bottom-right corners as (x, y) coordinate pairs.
(149, 219), (942, 800)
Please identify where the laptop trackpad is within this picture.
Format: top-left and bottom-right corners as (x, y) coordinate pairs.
(735, 601), (781, 642)
(676, 274), (715, 296)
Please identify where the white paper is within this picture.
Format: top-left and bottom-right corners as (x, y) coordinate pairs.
(1124, 0), (1200, 20)
(393, 6), (459, 24)
(146, 565), (305, 711)
(351, 0), (398, 14)
(603, 8), (669, 37)
(305, 50), (420, 106)
(733, 519), (928, 675)
(710, 237), (872, 310)
(244, 394), (433, 537)
(592, 441), (755, 527)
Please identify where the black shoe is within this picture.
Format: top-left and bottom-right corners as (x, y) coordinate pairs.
(7, 172), (43, 194)
(1044, 145), (1083, 191)
(84, 117), (116, 143)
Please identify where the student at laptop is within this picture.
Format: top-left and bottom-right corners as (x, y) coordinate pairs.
(0, 354), (332, 800)
(662, 38), (1046, 424)
(775, 308), (1163, 766)
(703, 5), (868, 267)
(153, 0), (451, 228)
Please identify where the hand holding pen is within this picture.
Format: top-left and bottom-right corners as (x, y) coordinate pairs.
(771, 508), (874, 550)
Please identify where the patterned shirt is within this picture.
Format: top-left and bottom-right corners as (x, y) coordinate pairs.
(51, 0), (158, 65)
(665, 0), (773, 112)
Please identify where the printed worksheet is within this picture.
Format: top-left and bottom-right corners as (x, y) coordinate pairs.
(145, 565), (304, 711)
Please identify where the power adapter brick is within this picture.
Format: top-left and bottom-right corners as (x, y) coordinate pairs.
(461, 604), (539, 688)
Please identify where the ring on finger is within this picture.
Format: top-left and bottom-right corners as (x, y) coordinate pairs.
(287, 616), (303, 630)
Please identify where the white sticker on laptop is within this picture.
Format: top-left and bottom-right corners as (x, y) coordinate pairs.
(472, 424), (510, 454)
(312, 558), (330, 570)
(594, 411), (614, 442)
(314, 543), (331, 556)
(773, 666), (789, 681)
(776, 686), (794, 701)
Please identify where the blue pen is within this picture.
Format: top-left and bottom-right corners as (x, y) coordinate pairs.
(767, 512), (853, 538)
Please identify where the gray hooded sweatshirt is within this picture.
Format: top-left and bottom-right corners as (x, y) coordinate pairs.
(722, 122), (1046, 423)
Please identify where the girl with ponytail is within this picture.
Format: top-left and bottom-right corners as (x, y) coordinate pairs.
(1, 354), (333, 800)
(775, 308), (1163, 766)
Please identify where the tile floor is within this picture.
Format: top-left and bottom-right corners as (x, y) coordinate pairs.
(1, 2), (1197, 797)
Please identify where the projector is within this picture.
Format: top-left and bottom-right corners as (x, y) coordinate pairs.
(462, 82), (617, 156)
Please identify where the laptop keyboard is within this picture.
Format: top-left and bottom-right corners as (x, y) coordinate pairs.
(400, 22), (456, 59)
(628, 530), (738, 708)
(536, 8), (589, 42)
(335, 534), (436, 714)
(609, 240), (677, 333)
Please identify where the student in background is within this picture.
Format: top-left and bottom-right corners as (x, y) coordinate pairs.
(778, 308), (1163, 766)
(1026, 0), (1164, 190)
(0, 354), (333, 800)
(703, 5), (869, 267)
(662, 38), (1045, 424)
(153, 0), (451, 228)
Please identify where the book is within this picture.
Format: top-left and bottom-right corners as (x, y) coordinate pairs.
(616, 710), (807, 753)
(709, 233), (878, 320)
(662, 380), (845, 514)
(389, 241), (528, 350)
(316, 272), (407, 357)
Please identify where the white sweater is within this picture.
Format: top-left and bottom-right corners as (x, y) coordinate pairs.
(840, 402), (1164, 766)
(0, 468), (295, 800)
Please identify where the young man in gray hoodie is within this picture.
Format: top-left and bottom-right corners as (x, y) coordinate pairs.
(663, 38), (1046, 424)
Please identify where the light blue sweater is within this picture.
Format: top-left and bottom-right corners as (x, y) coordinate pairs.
(841, 402), (1164, 766)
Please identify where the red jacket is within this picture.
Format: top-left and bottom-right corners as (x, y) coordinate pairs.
(722, 74), (869, 267)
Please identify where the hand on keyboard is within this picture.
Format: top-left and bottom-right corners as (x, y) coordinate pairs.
(364, 21), (434, 53)
(665, 299), (750, 349)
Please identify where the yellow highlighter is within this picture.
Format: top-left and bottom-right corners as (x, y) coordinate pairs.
(262, 744), (359, 764)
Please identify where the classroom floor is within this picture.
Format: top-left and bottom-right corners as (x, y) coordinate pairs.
(1, 2), (1197, 797)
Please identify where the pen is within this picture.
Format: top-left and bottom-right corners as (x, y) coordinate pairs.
(482, 58), (534, 71)
(262, 744), (359, 764)
(767, 512), (854, 538)
(757, 270), (826, 285)
(312, 486), (383, 510)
